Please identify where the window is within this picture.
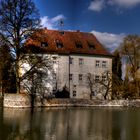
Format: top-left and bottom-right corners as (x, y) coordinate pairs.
(53, 60), (57, 64)
(79, 74), (83, 81)
(95, 60), (100, 67)
(69, 57), (74, 64)
(56, 40), (63, 48)
(75, 41), (83, 48)
(88, 42), (95, 49)
(95, 75), (100, 82)
(79, 58), (84, 65)
(59, 31), (65, 35)
(53, 56), (57, 64)
(102, 75), (106, 82)
(69, 74), (73, 81)
(73, 90), (76, 97)
(53, 73), (57, 80)
(73, 85), (76, 88)
(41, 42), (48, 47)
(102, 61), (107, 68)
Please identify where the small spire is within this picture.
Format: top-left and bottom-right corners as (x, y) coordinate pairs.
(60, 19), (64, 27)
(59, 19), (64, 35)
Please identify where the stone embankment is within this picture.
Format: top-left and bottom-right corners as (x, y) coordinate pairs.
(43, 99), (140, 107)
(3, 93), (140, 108)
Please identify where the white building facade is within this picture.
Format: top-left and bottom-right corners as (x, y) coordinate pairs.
(53, 54), (112, 98)
(24, 29), (113, 99)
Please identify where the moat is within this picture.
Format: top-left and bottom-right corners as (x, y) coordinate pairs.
(0, 106), (140, 140)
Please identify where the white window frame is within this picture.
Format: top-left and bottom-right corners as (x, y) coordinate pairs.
(102, 61), (107, 68)
(73, 90), (76, 97)
(69, 57), (74, 64)
(69, 74), (73, 81)
(79, 58), (84, 65)
(95, 60), (100, 68)
(79, 74), (83, 81)
(95, 75), (100, 82)
(102, 75), (106, 82)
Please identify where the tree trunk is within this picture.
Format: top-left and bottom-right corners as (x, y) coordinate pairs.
(136, 81), (140, 97)
(15, 60), (20, 94)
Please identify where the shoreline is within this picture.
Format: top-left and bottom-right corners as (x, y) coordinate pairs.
(2, 95), (140, 108)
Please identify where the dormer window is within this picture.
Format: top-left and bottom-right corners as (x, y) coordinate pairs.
(59, 31), (65, 35)
(56, 39), (63, 48)
(88, 42), (95, 49)
(75, 41), (82, 48)
(41, 42), (48, 47)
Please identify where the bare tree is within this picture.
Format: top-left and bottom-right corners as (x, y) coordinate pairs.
(19, 53), (55, 106)
(0, 0), (40, 93)
(120, 35), (140, 97)
(87, 71), (112, 100)
(87, 73), (96, 99)
(98, 71), (112, 100)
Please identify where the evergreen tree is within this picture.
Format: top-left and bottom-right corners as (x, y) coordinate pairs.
(112, 50), (122, 80)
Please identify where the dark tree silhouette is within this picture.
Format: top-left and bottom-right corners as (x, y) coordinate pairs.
(0, 0), (40, 93)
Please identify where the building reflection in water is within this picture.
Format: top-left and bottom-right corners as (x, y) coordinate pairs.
(1, 107), (140, 140)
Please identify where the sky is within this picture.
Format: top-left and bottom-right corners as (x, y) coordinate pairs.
(33, 0), (140, 52)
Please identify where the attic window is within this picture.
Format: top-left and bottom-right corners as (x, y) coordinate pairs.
(56, 39), (63, 48)
(88, 42), (95, 49)
(59, 31), (65, 35)
(41, 42), (48, 47)
(75, 41), (83, 48)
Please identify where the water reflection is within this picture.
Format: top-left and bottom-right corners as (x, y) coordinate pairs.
(0, 107), (140, 140)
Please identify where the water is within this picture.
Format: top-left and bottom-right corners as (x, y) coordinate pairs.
(0, 107), (140, 140)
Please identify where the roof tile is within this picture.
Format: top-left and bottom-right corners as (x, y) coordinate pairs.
(25, 29), (112, 57)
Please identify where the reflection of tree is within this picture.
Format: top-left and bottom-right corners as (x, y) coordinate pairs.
(1, 108), (113, 140)
(2, 108), (43, 140)
(3, 108), (140, 140)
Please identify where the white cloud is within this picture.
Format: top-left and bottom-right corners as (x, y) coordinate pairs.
(108, 0), (140, 8)
(40, 14), (65, 29)
(88, 0), (105, 12)
(88, 0), (140, 12)
(91, 30), (125, 52)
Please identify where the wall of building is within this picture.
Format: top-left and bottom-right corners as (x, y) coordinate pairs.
(56, 54), (112, 99)
(19, 54), (112, 99)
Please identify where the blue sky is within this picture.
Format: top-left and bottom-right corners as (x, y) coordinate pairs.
(33, 0), (140, 51)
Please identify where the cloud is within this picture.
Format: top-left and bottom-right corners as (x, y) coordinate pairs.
(88, 0), (140, 12)
(88, 0), (105, 12)
(91, 30), (125, 52)
(108, 0), (140, 8)
(40, 14), (65, 29)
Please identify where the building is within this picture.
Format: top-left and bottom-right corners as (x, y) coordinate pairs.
(22, 29), (112, 99)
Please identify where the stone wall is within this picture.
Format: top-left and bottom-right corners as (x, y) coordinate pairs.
(3, 93), (140, 108)
(4, 93), (31, 108)
(43, 99), (140, 107)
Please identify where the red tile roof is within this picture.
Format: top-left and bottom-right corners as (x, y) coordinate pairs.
(25, 29), (112, 57)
